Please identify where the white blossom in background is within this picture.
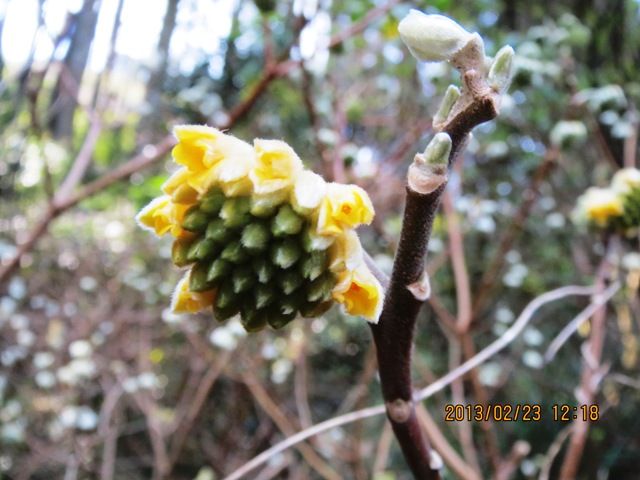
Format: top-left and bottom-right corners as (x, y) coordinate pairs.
(522, 350), (544, 369)
(271, 358), (293, 384)
(495, 306), (515, 324)
(478, 362), (503, 387)
(503, 263), (529, 288)
(69, 340), (92, 358)
(16, 330), (35, 348)
(35, 371), (56, 389)
(550, 120), (587, 147)
(545, 212), (566, 229)
(57, 358), (97, 385)
(208, 317), (246, 351)
(622, 252), (640, 271)
(523, 327), (544, 347)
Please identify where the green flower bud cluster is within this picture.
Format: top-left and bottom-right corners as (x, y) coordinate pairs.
(174, 187), (336, 331)
(614, 187), (640, 233)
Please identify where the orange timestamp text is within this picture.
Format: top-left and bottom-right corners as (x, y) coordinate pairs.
(444, 404), (601, 422)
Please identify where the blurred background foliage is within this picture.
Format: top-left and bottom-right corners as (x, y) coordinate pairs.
(0, 0), (639, 478)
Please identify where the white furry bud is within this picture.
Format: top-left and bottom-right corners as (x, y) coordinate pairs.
(398, 10), (474, 63)
(420, 133), (452, 166)
(433, 85), (461, 127)
(488, 45), (515, 93)
(408, 133), (451, 194)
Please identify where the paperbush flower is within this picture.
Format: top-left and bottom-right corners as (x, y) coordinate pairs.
(137, 196), (192, 237)
(137, 125), (384, 331)
(316, 183), (375, 235)
(573, 168), (640, 234)
(575, 187), (623, 226)
(333, 265), (384, 320)
(612, 168), (640, 195)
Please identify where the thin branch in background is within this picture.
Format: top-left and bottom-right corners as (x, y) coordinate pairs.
(558, 254), (612, 480)
(241, 369), (341, 480)
(0, 135), (174, 289)
(98, 384), (124, 480)
(443, 191), (473, 334)
(371, 421), (394, 477)
(166, 350), (232, 475)
(472, 146), (558, 317)
(538, 426), (572, 480)
(623, 103), (638, 168)
(609, 373), (640, 390)
(415, 405), (482, 480)
(446, 339), (483, 475)
(335, 344), (378, 415)
(544, 281), (621, 364)
(223, 284), (598, 480)
(442, 190), (487, 473)
(416, 284), (597, 401)
(294, 329), (313, 429)
(327, 0), (402, 50)
(495, 441), (531, 480)
(0, 0), (395, 292)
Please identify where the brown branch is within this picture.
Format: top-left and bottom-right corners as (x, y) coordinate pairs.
(368, 65), (499, 478)
(241, 370), (341, 480)
(558, 252), (611, 479)
(294, 332), (313, 430)
(223, 283), (597, 480)
(371, 421), (394, 476)
(495, 441), (531, 480)
(370, 183), (446, 479)
(327, 0), (402, 49)
(415, 405), (482, 480)
(166, 350), (232, 475)
(0, 0), (385, 291)
(0, 135), (174, 289)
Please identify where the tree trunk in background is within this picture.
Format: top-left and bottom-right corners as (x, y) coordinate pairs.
(91, 0), (125, 108)
(219, 0), (243, 111)
(48, 0), (101, 139)
(0, 12), (5, 79)
(499, 0), (518, 31)
(143, 0), (180, 133)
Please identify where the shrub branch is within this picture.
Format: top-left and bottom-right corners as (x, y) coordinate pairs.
(368, 71), (500, 479)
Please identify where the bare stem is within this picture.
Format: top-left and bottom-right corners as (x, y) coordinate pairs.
(368, 74), (499, 477)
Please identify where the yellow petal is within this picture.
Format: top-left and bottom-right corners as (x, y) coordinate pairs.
(329, 230), (364, 272)
(612, 168), (640, 194)
(171, 184), (199, 204)
(316, 183), (374, 236)
(136, 196), (190, 237)
(578, 187), (624, 227)
(186, 168), (220, 195)
(162, 168), (191, 195)
(216, 156), (254, 196)
(172, 125), (254, 173)
(172, 125), (219, 172)
(171, 273), (216, 314)
(332, 265), (384, 323)
(163, 166), (215, 200)
(291, 170), (327, 215)
(250, 139), (303, 194)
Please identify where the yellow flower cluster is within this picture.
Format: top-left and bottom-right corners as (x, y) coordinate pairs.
(573, 168), (640, 232)
(137, 125), (384, 325)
